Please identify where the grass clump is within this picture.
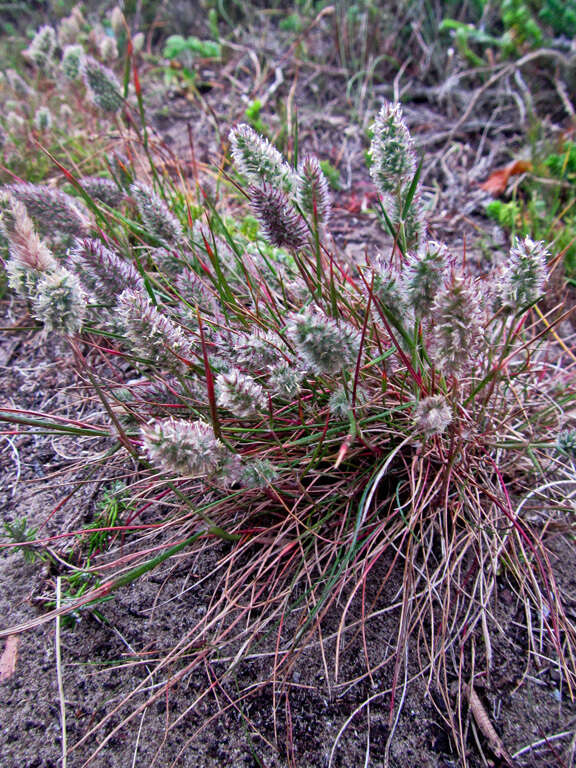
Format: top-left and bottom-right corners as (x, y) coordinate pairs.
(0, 39), (575, 766)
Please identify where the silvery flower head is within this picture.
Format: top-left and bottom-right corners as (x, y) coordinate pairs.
(23, 25), (57, 74)
(499, 236), (549, 311)
(229, 123), (297, 194)
(369, 101), (417, 197)
(216, 368), (266, 418)
(62, 45), (85, 80)
(130, 183), (183, 245)
(82, 57), (124, 113)
(371, 254), (407, 317)
(430, 276), (485, 375)
(414, 395), (452, 437)
(267, 363), (304, 399)
(235, 329), (289, 369)
(229, 121), (292, 186)
(249, 183), (308, 251)
(141, 418), (226, 477)
(297, 155), (331, 228)
(70, 238), (144, 304)
(286, 308), (361, 376)
(98, 35), (119, 62)
(117, 289), (194, 370)
(401, 240), (450, 318)
(32, 267), (86, 335)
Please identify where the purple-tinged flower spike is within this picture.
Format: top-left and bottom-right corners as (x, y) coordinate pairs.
(79, 177), (123, 208)
(249, 184), (308, 251)
(370, 102), (417, 197)
(229, 124), (297, 194)
(297, 155), (331, 228)
(118, 289), (195, 370)
(70, 238), (144, 304)
(31, 267), (86, 335)
(0, 193), (56, 274)
(240, 459), (278, 488)
(130, 183), (183, 245)
(23, 25), (57, 74)
(82, 57), (124, 113)
(235, 329), (289, 369)
(414, 395), (452, 437)
(401, 240), (450, 318)
(286, 308), (361, 376)
(141, 418), (226, 477)
(499, 237), (549, 311)
(216, 368), (265, 418)
(5, 184), (90, 238)
(430, 276), (484, 375)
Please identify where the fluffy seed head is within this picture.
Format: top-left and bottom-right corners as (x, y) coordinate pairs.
(82, 57), (124, 113)
(79, 176), (123, 208)
(23, 25), (57, 73)
(286, 308), (361, 376)
(430, 276), (484, 375)
(118, 289), (194, 370)
(268, 364), (304, 399)
(249, 184), (308, 250)
(0, 192), (56, 272)
(370, 102), (417, 196)
(58, 11), (83, 46)
(401, 241), (450, 317)
(130, 183), (183, 245)
(297, 155), (331, 228)
(98, 36), (119, 62)
(235, 329), (289, 369)
(414, 395), (452, 436)
(5, 184), (90, 238)
(216, 368), (266, 417)
(32, 267), (86, 334)
(71, 238), (144, 304)
(229, 124), (297, 194)
(141, 419), (225, 477)
(62, 45), (84, 80)
(500, 236), (549, 310)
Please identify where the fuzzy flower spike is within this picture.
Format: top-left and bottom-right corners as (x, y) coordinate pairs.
(499, 236), (549, 311)
(141, 419), (226, 477)
(229, 124), (297, 194)
(370, 102), (417, 197)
